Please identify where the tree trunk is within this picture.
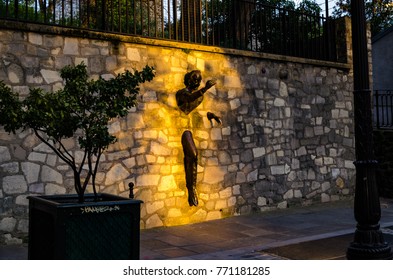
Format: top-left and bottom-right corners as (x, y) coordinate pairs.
(232, 0), (256, 49)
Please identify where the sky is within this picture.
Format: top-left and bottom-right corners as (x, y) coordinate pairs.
(313, 0), (336, 16)
(294, 0), (336, 16)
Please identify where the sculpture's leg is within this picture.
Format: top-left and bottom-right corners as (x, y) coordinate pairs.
(181, 130), (198, 206)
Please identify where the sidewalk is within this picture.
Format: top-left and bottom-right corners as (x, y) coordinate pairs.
(140, 198), (393, 260)
(2, 198), (393, 260)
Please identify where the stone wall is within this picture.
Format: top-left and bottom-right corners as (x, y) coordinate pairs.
(0, 21), (354, 244)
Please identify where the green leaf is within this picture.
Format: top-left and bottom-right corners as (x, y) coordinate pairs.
(0, 63), (155, 199)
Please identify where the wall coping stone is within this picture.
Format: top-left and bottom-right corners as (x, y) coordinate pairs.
(0, 20), (351, 71)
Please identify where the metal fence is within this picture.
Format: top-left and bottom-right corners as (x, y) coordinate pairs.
(374, 90), (393, 129)
(0, 0), (338, 62)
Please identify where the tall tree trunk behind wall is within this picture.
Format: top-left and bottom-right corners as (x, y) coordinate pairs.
(232, 0), (256, 49)
(181, 0), (202, 43)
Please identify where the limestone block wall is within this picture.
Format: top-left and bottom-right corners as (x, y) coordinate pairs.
(0, 23), (354, 244)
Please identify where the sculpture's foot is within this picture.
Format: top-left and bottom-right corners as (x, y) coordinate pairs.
(187, 186), (198, 206)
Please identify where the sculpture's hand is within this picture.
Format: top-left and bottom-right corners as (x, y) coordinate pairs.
(207, 112), (222, 125)
(204, 79), (217, 90)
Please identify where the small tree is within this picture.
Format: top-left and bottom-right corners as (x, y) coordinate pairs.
(0, 63), (155, 202)
(332, 0), (393, 36)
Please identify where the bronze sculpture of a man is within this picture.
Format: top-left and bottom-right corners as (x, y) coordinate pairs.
(176, 70), (221, 206)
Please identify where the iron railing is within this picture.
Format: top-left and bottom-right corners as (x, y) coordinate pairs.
(0, 0), (338, 62)
(374, 90), (393, 129)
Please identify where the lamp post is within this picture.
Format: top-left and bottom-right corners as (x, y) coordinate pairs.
(346, 0), (392, 259)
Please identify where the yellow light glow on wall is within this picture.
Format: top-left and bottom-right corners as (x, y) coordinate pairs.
(129, 48), (244, 228)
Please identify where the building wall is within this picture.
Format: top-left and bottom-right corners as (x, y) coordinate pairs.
(0, 22), (354, 245)
(372, 26), (393, 90)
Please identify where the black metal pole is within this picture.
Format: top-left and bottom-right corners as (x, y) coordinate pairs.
(325, 0), (329, 18)
(346, 0), (392, 260)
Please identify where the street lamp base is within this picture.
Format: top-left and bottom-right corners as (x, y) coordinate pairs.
(347, 228), (392, 260)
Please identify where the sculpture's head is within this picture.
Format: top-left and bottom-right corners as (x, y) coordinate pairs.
(184, 70), (202, 90)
